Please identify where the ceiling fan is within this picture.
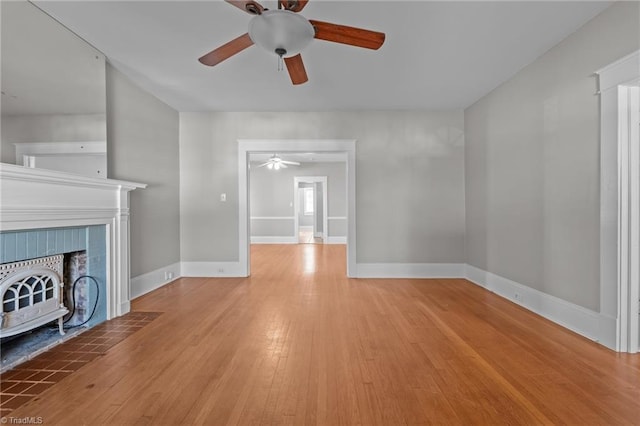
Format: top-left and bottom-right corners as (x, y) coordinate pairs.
(198, 0), (386, 85)
(257, 154), (301, 170)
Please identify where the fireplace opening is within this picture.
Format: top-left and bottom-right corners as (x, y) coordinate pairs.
(0, 226), (108, 371)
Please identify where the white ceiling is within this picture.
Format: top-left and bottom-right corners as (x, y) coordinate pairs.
(33, 0), (612, 112)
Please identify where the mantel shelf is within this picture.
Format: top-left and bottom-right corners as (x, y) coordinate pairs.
(0, 163), (146, 191)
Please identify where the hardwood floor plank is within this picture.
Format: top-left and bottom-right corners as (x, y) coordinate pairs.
(4, 244), (639, 425)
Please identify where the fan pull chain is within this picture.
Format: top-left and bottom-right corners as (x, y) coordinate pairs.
(275, 48), (287, 72)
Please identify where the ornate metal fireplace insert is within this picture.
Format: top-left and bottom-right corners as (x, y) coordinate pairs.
(0, 255), (68, 338)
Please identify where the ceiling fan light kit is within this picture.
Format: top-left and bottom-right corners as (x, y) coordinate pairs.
(248, 10), (315, 58)
(258, 154), (301, 170)
(198, 0), (385, 85)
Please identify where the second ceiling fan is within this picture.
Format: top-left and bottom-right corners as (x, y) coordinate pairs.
(257, 154), (300, 170)
(198, 0), (386, 85)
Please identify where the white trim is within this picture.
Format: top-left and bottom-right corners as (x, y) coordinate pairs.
(250, 236), (297, 244)
(130, 262), (181, 299)
(250, 216), (295, 220)
(465, 264), (609, 346)
(325, 236), (347, 244)
(294, 176), (328, 248)
(628, 86), (639, 352)
(0, 163), (146, 321)
(328, 216), (347, 220)
(596, 50), (640, 93)
(356, 263), (464, 278)
(298, 225), (313, 232)
(181, 261), (244, 277)
(239, 139), (356, 277)
(597, 50), (640, 352)
(14, 141), (106, 164)
(0, 163), (143, 192)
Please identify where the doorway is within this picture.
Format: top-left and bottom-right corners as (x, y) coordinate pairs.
(294, 176), (328, 244)
(238, 139), (357, 277)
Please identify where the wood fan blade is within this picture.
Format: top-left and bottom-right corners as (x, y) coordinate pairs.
(225, 0), (264, 15)
(198, 33), (254, 67)
(279, 0), (309, 12)
(284, 54), (308, 85)
(309, 20), (385, 50)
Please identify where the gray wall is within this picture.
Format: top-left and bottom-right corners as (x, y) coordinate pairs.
(464, 1), (640, 311)
(180, 111), (465, 263)
(249, 162), (346, 238)
(106, 64), (181, 278)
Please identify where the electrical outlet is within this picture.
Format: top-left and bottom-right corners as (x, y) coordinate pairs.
(220, 193), (226, 202)
(514, 292), (521, 301)
(165, 271), (174, 281)
(218, 268), (224, 273)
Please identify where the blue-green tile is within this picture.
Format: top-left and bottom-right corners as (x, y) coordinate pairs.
(37, 231), (47, 257)
(46, 230), (56, 255)
(55, 229), (65, 254)
(26, 231), (38, 259)
(63, 229), (73, 252)
(3, 233), (17, 263)
(15, 233), (27, 261)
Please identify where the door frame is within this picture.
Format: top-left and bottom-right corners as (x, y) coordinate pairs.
(238, 139), (356, 277)
(294, 176), (328, 242)
(597, 50), (640, 352)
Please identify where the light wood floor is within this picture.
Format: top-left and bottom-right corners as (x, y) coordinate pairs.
(7, 244), (640, 425)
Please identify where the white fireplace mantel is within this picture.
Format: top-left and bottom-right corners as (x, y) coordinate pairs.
(0, 163), (146, 319)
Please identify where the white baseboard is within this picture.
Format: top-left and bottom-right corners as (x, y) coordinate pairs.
(181, 261), (246, 277)
(356, 263), (465, 278)
(314, 232), (323, 238)
(131, 262), (181, 299)
(250, 236), (297, 244)
(325, 236), (346, 244)
(299, 225), (313, 232)
(464, 264), (612, 348)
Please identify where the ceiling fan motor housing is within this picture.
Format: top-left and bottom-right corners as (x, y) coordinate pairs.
(248, 10), (315, 58)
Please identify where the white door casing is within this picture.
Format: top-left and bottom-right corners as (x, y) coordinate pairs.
(238, 139), (356, 277)
(294, 176), (328, 242)
(596, 50), (640, 352)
